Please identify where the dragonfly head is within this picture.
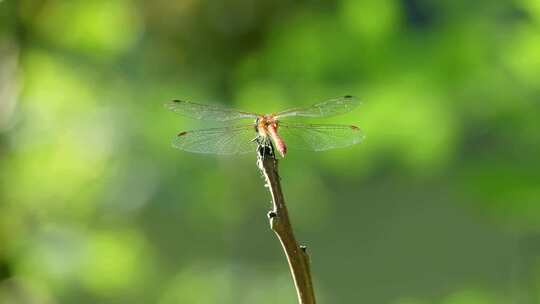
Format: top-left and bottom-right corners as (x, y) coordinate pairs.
(262, 114), (278, 126)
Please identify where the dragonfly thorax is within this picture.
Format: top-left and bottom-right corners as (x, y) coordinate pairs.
(255, 115), (288, 157)
(256, 115), (279, 137)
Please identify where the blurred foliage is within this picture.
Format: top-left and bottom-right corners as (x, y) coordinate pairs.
(0, 0), (539, 303)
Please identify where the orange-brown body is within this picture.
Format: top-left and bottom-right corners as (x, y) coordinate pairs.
(257, 115), (287, 157)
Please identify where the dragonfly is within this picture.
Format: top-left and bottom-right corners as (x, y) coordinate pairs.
(165, 95), (364, 157)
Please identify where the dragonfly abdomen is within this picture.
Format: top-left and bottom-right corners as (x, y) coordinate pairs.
(267, 123), (287, 157)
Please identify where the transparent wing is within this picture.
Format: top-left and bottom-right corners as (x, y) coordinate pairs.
(165, 99), (259, 121)
(278, 122), (364, 151)
(172, 125), (258, 155)
(275, 95), (360, 119)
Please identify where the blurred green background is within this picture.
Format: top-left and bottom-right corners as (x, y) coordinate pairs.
(1, 0), (540, 303)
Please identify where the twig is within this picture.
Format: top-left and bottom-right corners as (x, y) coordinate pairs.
(256, 141), (316, 304)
